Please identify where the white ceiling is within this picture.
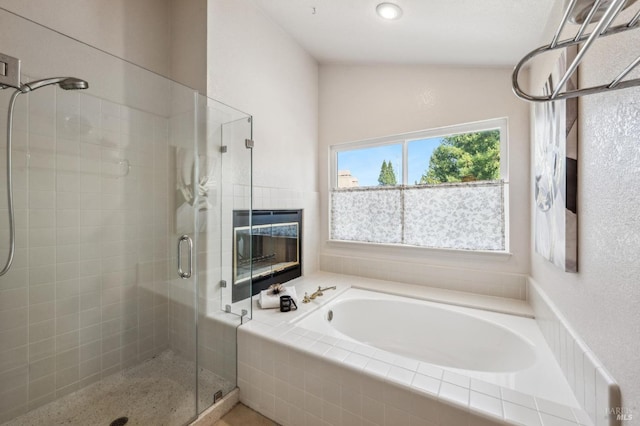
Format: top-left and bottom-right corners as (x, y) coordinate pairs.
(252, 0), (558, 66)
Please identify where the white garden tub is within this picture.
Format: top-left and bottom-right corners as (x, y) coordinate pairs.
(294, 287), (579, 408)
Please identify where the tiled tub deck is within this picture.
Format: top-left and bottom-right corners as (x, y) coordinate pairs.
(237, 272), (613, 426)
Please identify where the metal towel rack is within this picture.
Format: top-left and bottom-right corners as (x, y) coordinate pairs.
(512, 0), (640, 102)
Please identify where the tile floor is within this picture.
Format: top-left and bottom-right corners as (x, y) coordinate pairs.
(214, 404), (278, 426)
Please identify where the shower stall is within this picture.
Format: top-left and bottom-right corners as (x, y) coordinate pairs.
(0, 8), (252, 426)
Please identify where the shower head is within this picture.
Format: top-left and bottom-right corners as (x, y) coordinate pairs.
(20, 77), (89, 93)
(59, 78), (89, 90)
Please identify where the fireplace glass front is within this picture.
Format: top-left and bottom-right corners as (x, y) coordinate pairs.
(232, 210), (302, 301)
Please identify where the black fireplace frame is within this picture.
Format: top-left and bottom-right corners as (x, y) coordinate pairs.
(232, 209), (302, 302)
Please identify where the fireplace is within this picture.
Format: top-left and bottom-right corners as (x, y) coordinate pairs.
(232, 210), (302, 302)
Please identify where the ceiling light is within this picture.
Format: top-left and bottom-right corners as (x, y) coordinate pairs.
(376, 2), (403, 20)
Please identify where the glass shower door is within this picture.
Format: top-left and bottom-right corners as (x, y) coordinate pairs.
(167, 86), (201, 423)
(0, 8), (202, 426)
(194, 94), (252, 414)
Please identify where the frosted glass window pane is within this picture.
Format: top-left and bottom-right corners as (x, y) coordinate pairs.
(330, 189), (402, 243)
(330, 182), (505, 251)
(404, 183), (504, 250)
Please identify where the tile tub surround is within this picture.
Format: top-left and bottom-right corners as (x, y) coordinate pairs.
(319, 253), (528, 301)
(528, 278), (621, 426)
(237, 273), (594, 426)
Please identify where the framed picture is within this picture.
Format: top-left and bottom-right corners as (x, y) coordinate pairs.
(534, 47), (578, 272)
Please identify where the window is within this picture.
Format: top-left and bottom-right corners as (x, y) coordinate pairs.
(329, 118), (509, 252)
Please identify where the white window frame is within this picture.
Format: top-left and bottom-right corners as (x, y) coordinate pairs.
(328, 117), (510, 254)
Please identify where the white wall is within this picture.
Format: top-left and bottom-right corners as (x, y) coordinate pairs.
(0, 0), (171, 77)
(0, 0), (210, 93)
(169, 0), (208, 93)
(529, 6), (640, 417)
(318, 64), (531, 298)
(207, 0), (320, 274)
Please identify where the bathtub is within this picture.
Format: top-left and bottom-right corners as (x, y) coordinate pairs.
(239, 276), (593, 426)
(294, 288), (580, 408)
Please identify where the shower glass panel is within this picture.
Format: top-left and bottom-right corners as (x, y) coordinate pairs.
(218, 110), (253, 318)
(0, 7), (252, 425)
(194, 96), (252, 412)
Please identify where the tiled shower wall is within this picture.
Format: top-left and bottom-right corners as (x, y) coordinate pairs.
(0, 84), (172, 423)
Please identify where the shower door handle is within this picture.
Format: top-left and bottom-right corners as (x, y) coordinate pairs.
(177, 235), (193, 279)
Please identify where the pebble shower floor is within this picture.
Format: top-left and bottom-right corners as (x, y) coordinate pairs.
(2, 350), (233, 426)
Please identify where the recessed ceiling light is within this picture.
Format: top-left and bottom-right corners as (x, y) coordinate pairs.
(376, 2), (403, 20)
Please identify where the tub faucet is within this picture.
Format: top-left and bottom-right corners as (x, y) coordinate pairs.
(302, 286), (336, 303)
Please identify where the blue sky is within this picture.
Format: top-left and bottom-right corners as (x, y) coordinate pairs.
(338, 137), (443, 186)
